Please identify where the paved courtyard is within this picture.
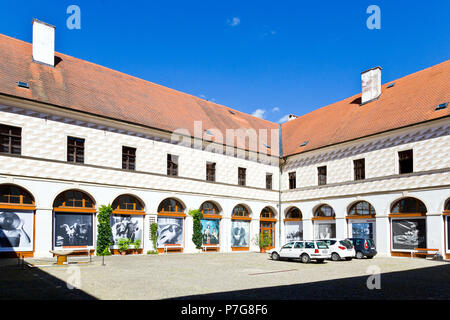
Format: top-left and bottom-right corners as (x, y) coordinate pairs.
(1, 253), (449, 300)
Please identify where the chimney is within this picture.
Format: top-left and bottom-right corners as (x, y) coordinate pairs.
(361, 66), (382, 105)
(32, 19), (55, 67)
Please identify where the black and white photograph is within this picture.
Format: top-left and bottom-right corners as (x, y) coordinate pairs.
(157, 217), (183, 247)
(392, 219), (427, 251)
(314, 223), (336, 240)
(0, 210), (33, 252)
(111, 215), (143, 247)
(54, 213), (93, 247)
(231, 220), (249, 247)
(285, 221), (303, 242)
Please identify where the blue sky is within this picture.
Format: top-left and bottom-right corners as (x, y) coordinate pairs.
(1, 0), (448, 123)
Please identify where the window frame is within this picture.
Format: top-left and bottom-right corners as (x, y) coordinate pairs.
(167, 154), (179, 177)
(122, 146), (136, 171)
(398, 149), (413, 174)
(67, 136), (85, 164)
(288, 172), (296, 190)
(238, 167), (246, 186)
(0, 124), (21, 155)
(206, 162), (216, 182)
(353, 158), (365, 181)
(318, 166), (327, 186)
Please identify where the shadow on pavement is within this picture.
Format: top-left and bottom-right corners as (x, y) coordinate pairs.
(169, 263), (450, 300)
(0, 259), (96, 300)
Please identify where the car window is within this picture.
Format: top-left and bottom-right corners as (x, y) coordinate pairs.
(305, 242), (314, 249)
(356, 239), (362, 246)
(367, 239), (375, 247)
(316, 241), (328, 249)
(329, 240), (337, 245)
(340, 240), (353, 249)
(282, 243), (294, 249)
(294, 242), (303, 249)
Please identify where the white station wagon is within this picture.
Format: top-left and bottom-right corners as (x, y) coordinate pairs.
(268, 240), (331, 263)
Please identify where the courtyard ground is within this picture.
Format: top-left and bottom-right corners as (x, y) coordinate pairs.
(0, 252), (449, 300)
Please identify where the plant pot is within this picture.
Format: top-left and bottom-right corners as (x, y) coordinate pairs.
(120, 251), (126, 256)
(260, 248), (266, 253)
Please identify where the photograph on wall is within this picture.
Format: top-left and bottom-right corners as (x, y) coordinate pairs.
(231, 220), (249, 247)
(351, 222), (374, 240)
(0, 210), (34, 252)
(285, 221), (303, 242)
(314, 223), (336, 239)
(157, 216), (183, 247)
(392, 219), (426, 250)
(54, 213), (93, 247)
(111, 215), (143, 247)
(201, 219), (220, 245)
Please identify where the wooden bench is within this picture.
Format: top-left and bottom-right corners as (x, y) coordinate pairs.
(50, 248), (91, 265)
(163, 244), (183, 254)
(411, 248), (439, 259)
(202, 245), (220, 252)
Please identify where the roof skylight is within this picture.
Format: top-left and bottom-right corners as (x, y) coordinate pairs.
(435, 102), (448, 111)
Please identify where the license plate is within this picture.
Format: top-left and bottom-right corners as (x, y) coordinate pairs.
(322, 250), (329, 254)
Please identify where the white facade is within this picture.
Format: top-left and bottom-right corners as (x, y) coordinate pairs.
(280, 118), (450, 257)
(0, 80), (449, 259)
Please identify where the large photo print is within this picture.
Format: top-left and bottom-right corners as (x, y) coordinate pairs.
(201, 219), (219, 245)
(231, 220), (249, 247)
(285, 221), (303, 242)
(111, 215), (143, 247)
(392, 219), (426, 250)
(157, 217), (184, 247)
(314, 223), (336, 240)
(0, 210), (34, 252)
(351, 222), (374, 240)
(54, 213), (93, 247)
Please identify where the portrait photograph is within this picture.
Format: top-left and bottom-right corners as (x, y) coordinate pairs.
(201, 219), (220, 245)
(285, 221), (303, 242)
(111, 214), (143, 247)
(231, 220), (249, 247)
(392, 219), (426, 250)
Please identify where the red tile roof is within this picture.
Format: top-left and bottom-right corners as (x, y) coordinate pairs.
(0, 34), (279, 156)
(281, 59), (450, 156)
(0, 33), (448, 159)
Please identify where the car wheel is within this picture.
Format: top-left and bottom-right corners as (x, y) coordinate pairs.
(331, 253), (341, 261)
(300, 254), (311, 263)
(271, 252), (280, 261)
(356, 251), (364, 259)
(316, 259), (324, 263)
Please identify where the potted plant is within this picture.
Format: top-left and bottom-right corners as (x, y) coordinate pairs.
(133, 239), (142, 254)
(117, 238), (131, 255)
(253, 233), (272, 253)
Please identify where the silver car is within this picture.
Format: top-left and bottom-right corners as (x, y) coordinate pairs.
(268, 240), (331, 263)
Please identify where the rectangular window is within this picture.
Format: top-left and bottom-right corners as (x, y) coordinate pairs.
(399, 150), (413, 174)
(67, 136), (85, 164)
(289, 172), (296, 190)
(318, 166), (327, 185)
(354, 159), (365, 181)
(122, 146), (136, 171)
(266, 173), (273, 190)
(167, 154), (178, 176)
(206, 162), (216, 182)
(238, 167), (246, 186)
(0, 124), (21, 155)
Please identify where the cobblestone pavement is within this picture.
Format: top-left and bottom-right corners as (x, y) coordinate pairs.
(1, 253), (449, 300)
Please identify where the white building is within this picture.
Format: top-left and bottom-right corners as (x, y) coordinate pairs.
(0, 21), (448, 259)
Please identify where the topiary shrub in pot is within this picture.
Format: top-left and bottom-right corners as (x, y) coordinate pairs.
(117, 238), (131, 255)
